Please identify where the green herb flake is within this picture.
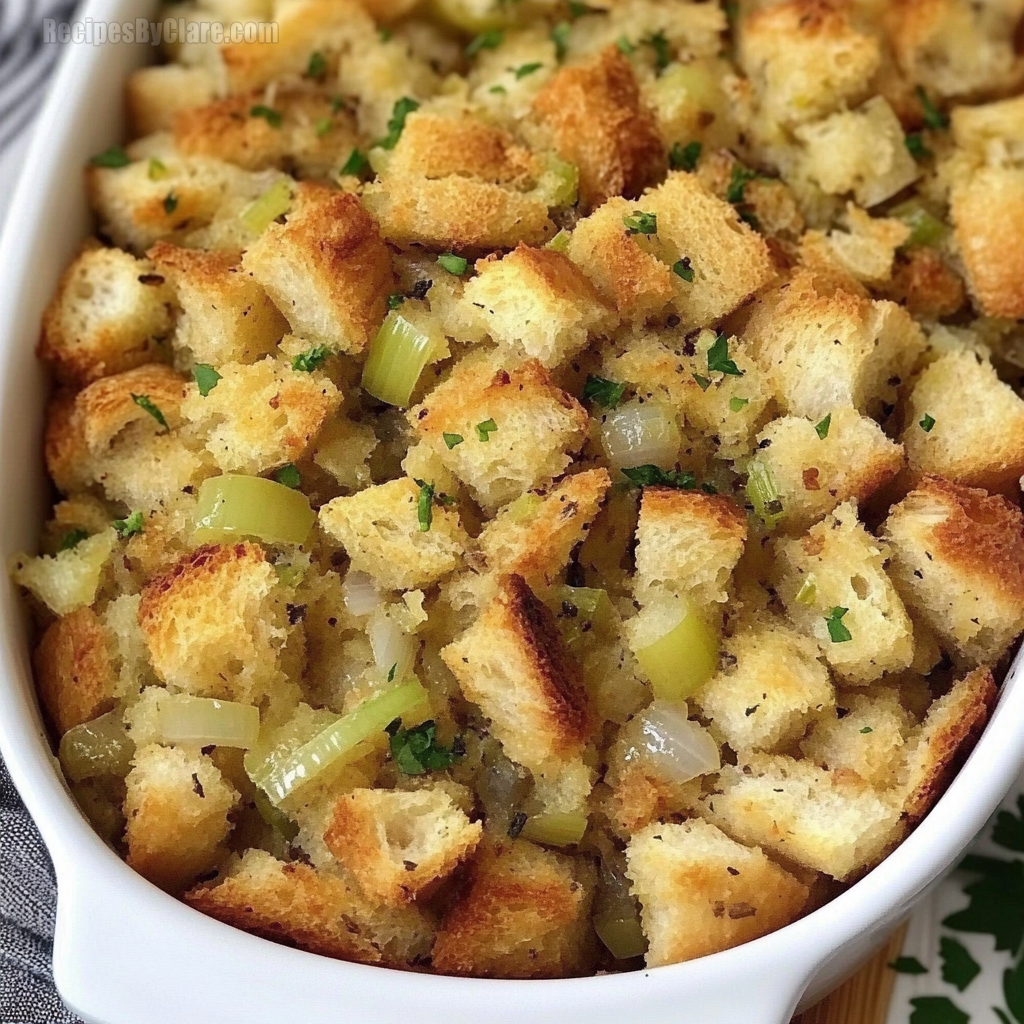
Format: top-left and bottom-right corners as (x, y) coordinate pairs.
(692, 373), (712, 392)
(250, 104), (283, 128)
(306, 50), (327, 79)
(192, 363), (222, 397)
(707, 332), (744, 377)
(466, 29), (503, 56)
(163, 191), (178, 215)
(616, 34), (634, 54)
(417, 480), (435, 532)
(438, 252), (469, 275)
(90, 145), (131, 169)
(623, 210), (657, 235)
(920, 413), (936, 432)
(669, 140), (701, 172)
(113, 510), (145, 540)
(905, 132), (932, 161)
(387, 663), (397, 683)
(825, 606), (852, 643)
(315, 117), (333, 138)
(917, 85), (950, 130)
(621, 465), (696, 490)
(583, 374), (627, 409)
(386, 718), (465, 775)
(377, 96), (420, 150)
(489, 85), (508, 95)
(727, 164), (758, 205)
(378, 26), (392, 41)
(815, 414), (831, 440)
(387, 292), (405, 311)
(147, 158), (168, 181)
(729, 396), (749, 413)
(673, 257), (694, 282)
(514, 62), (543, 79)
(57, 528), (90, 552)
(568, 0), (588, 16)
(340, 148), (370, 179)
(939, 936), (980, 992)
(131, 393), (168, 430)
(643, 30), (670, 71)
(476, 418), (498, 441)
(443, 432), (464, 450)
(860, 726), (873, 734)
(551, 21), (571, 60)
(908, 996), (969, 1024)
(275, 464), (302, 489)
(291, 345), (333, 373)
(889, 956), (928, 975)
(331, 95), (347, 114)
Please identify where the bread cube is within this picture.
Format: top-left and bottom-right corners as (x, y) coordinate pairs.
(39, 245), (173, 386)
(626, 819), (809, 967)
(319, 478), (469, 591)
(124, 743), (239, 891)
(478, 468), (611, 584)
(900, 350), (1024, 494)
(696, 621), (834, 754)
(10, 530), (116, 618)
(441, 575), (591, 773)
(879, 246), (966, 321)
(408, 358), (588, 513)
(755, 406), (904, 532)
(185, 848), (432, 967)
(432, 839), (594, 978)
(460, 246), (617, 367)
(745, 268), (927, 420)
(127, 64), (217, 136)
(532, 46), (665, 212)
(324, 786), (482, 905)
(776, 502), (915, 684)
(634, 488), (747, 606)
(799, 204), (911, 286)
(147, 242), (286, 367)
(703, 753), (905, 880)
(882, 477), (1024, 664)
(138, 542), (292, 704)
(601, 745), (703, 837)
(951, 94), (1024, 154)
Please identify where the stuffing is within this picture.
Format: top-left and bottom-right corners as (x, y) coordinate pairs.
(319, 478), (470, 591)
(324, 786), (482, 905)
(799, 205), (911, 286)
(124, 743), (239, 892)
(39, 244), (173, 386)
(432, 839), (594, 978)
(882, 477), (1024, 665)
(626, 820), (809, 967)
(881, 246), (966, 320)
(10, 530), (115, 618)
(126, 64), (218, 137)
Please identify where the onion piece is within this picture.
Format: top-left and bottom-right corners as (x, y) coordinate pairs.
(368, 605), (418, 682)
(600, 400), (681, 470)
(157, 695), (260, 749)
(520, 811), (588, 847)
(193, 474), (316, 546)
(59, 712), (135, 783)
(629, 699), (721, 785)
(342, 570), (381, 617)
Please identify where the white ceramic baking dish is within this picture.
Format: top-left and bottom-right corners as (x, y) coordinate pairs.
(1, 2), (1022, 1021)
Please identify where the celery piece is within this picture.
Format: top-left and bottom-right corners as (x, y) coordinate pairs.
(158, 695), (261, 748)
(635, 603), (719, 701)
(548, 585), (614, 651)
(889, 198), (948, 247)
(546, 228), (571, 253)
(253, 789), (299, 840)
(505, 493), (543, 524)
(795, 575), (817, 606)
(362, 311), (444, 407)
(59, 712), (135, 783)
(532, 155), (579, 208)
(193, 474), (316, 546)
(249, 681), (428, 805)
(746, 458), (785, 530)
(240, 179), (292, 235)
(520, 811), (588, 847)
(594, 912), (647, 959)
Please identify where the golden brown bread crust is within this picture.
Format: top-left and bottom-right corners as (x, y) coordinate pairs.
(641, 487), (748, 539)
(882, 247), (966, 319)
(533, 47), (666, 212)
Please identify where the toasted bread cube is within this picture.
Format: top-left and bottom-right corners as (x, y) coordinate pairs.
(703, 753), (905, 880)
(460, 246), (617, 367)
(441, 575), (591, 773)
(634, 488), (747, 606)
(756, 406), (904, 532)
(951, 165), (1024, 319)
(901, 351), (1024, 494)
(696, 622), (833, 754)
(324, 787), (482, 905)
(432, 839), (594, 978)
(33, 607), (115, 735)
(800, 689), (913, 786)
(184, 848), (432, 966)
(361, 173), (554, 251)
(138, 543), (291, 704)
(242, 184), (392, 354)
(899, 666), (997, 821)
(882, 477), (1024, 664)
(124, 743), (239, 892)
(800, 204), (911, 286)
(181, 358), (341, 475)
(882, 246), (966, 321)
(795, 97), (919, 208)
(39, 245), (173, 386)
(626, 819), (809, 967)
(127, 64), (218, 136)
(532, 46), (664, 212)
(319, 478), (469, 591)
(738, 0), (880, 128)
(10, 530), (116, 618)
(745, 268), (927, 420)
(101, 593), (151, 699)
(478, 469), (611, 584)
(777, 502), (915, 684)
(147, 242), (286, 366)
(409, 358), (588, 513)
(951, 93), (1024, 154)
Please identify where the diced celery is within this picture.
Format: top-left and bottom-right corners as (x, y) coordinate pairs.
(253, 789), (299, 840)
(193, 474), (316, 546)
(889, 198), (949, 247)
(634, 602), (719, 701)
(795, 575), (817, 606)
(546, 229), (571, 253)
(248, 681), (428, 805)
(746, 459), (786, 531)
(548, 585), (614, 652)
(158, 695), (261, 748)
(506, 493), (543, 524)
(532, 156), (579, 208)
(239, 180), (292, 235)
(520, 811), (588, 847)
(361, 311), (445, 407)
(594, 912), (647, 959)
(59, 712), (135, 783)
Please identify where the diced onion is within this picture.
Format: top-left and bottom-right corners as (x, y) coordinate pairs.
(157, 695), (260, 748)
(628, 699), (721, 785)
(633, 599), (720, 701)
(520, 811), (589, 847)
(239, 180), (292, 235)
(594, 912), (647, 960)
(193, 474), (316, 546)
(600, 400), (681, 470)
(746, 459), (786, 531)
(59, 712), (135, 783)
(342, 570), (381, 617)
(249, 681), (428, 805)
(361, 311), (445, 408)
(368, 606), (418, 682)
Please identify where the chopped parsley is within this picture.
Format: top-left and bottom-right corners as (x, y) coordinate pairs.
(673, 257), (694, 282)
(131, 393), (168, 430)
(621, 465), (696, 489)
(163, 191), (178, 215)
(476, 418), (498, 441)
(339, 148), (370, 179)
(417, 480), (436, 531)
(387, 663), (397, 683)
(583, 374), (627, 409)
(860, 726), (873, 734)
(905, 132), (932, 161)
(291, 345), (332, 372)
(616, 35), (634, 54)
(386, 718), (465, 775)
(814, 414), (831, 439)
(551, 22), (571, 60)
(438, 252), (468, 275)
(623, 210), (657, 235)
(274, 464), (302, 489)
(726, 164), (758, 205)
(112, 510), (145, 540)
(643, 30), (670, 71)
(250, 104), (283, 128)
(729, 396), (749, 412)
(192, 363), (221, 397)
(443, 432), (464, 449)
(376, 96), (420, 150)
(692, 373), (712, 391)
(707, 332), (744, 377)
(90, 145), (131, 168)
(825, 606), (852, 643)
(315, 117), (333, 138)
(514, 62), (543, 79)
(306, 50), (327, 79)
(669, 140), (701, 172)
(387, 292), (405, 311)
(466, 29), (503, 56)
(57, 528), (90, 552)
(917, 85), (949, 130)
(890, 956), (928, 975)
(147, 158), (168, 181)
(568, 0), (589, 16)
(489, 84), (508, 95)
(920, 413), (936, 432)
